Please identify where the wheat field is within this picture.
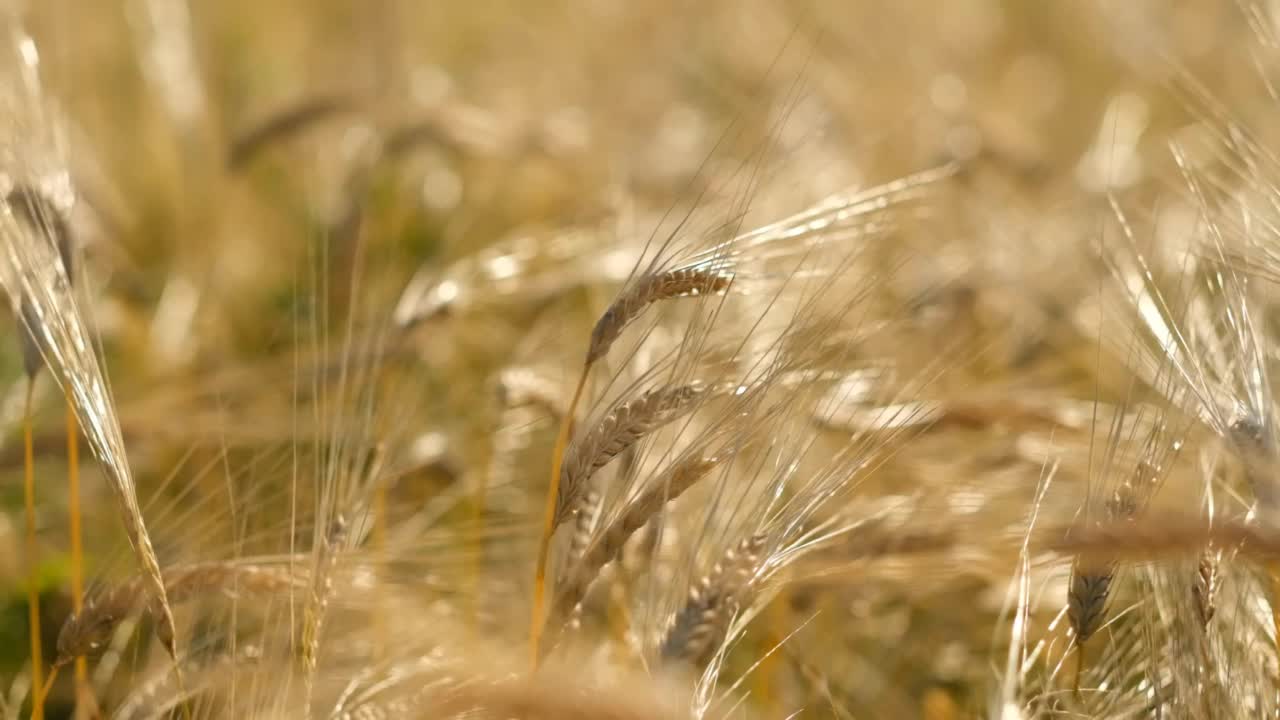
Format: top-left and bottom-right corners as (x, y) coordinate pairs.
(3, 1), (1280, 718)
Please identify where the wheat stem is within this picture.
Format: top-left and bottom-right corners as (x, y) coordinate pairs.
(1072, 640), (1086, 698)
(34, 665), (58, 715)
(24, 383), (44, 720)
(531, 367), (588, 668)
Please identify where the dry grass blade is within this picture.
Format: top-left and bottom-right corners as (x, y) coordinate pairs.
(543, 454), (721, 650)
(660, 534), (767, 667)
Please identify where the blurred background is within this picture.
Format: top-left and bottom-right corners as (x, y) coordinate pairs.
(3, 1), (1279, 717)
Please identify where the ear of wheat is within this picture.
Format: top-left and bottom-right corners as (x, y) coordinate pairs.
(554, 381), (711, 529)
(56, 560), (306, 664)
(660, 533), (767, 667)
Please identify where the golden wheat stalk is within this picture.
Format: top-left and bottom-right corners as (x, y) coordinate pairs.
(22, 384), (43, 720)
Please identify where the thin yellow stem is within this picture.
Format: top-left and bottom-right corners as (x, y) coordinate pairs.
(1073, 639), (1087, 699)
(67, 399), (89, 713)
(24, 383), (45, 720)
(34, 665), (58, 712)
(530, 367), (588, 668)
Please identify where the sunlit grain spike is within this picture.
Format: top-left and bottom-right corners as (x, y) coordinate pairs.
(586, 267), (733, 366)
(555, 382), (709, 529)
(1189, 552), (1217, 629)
